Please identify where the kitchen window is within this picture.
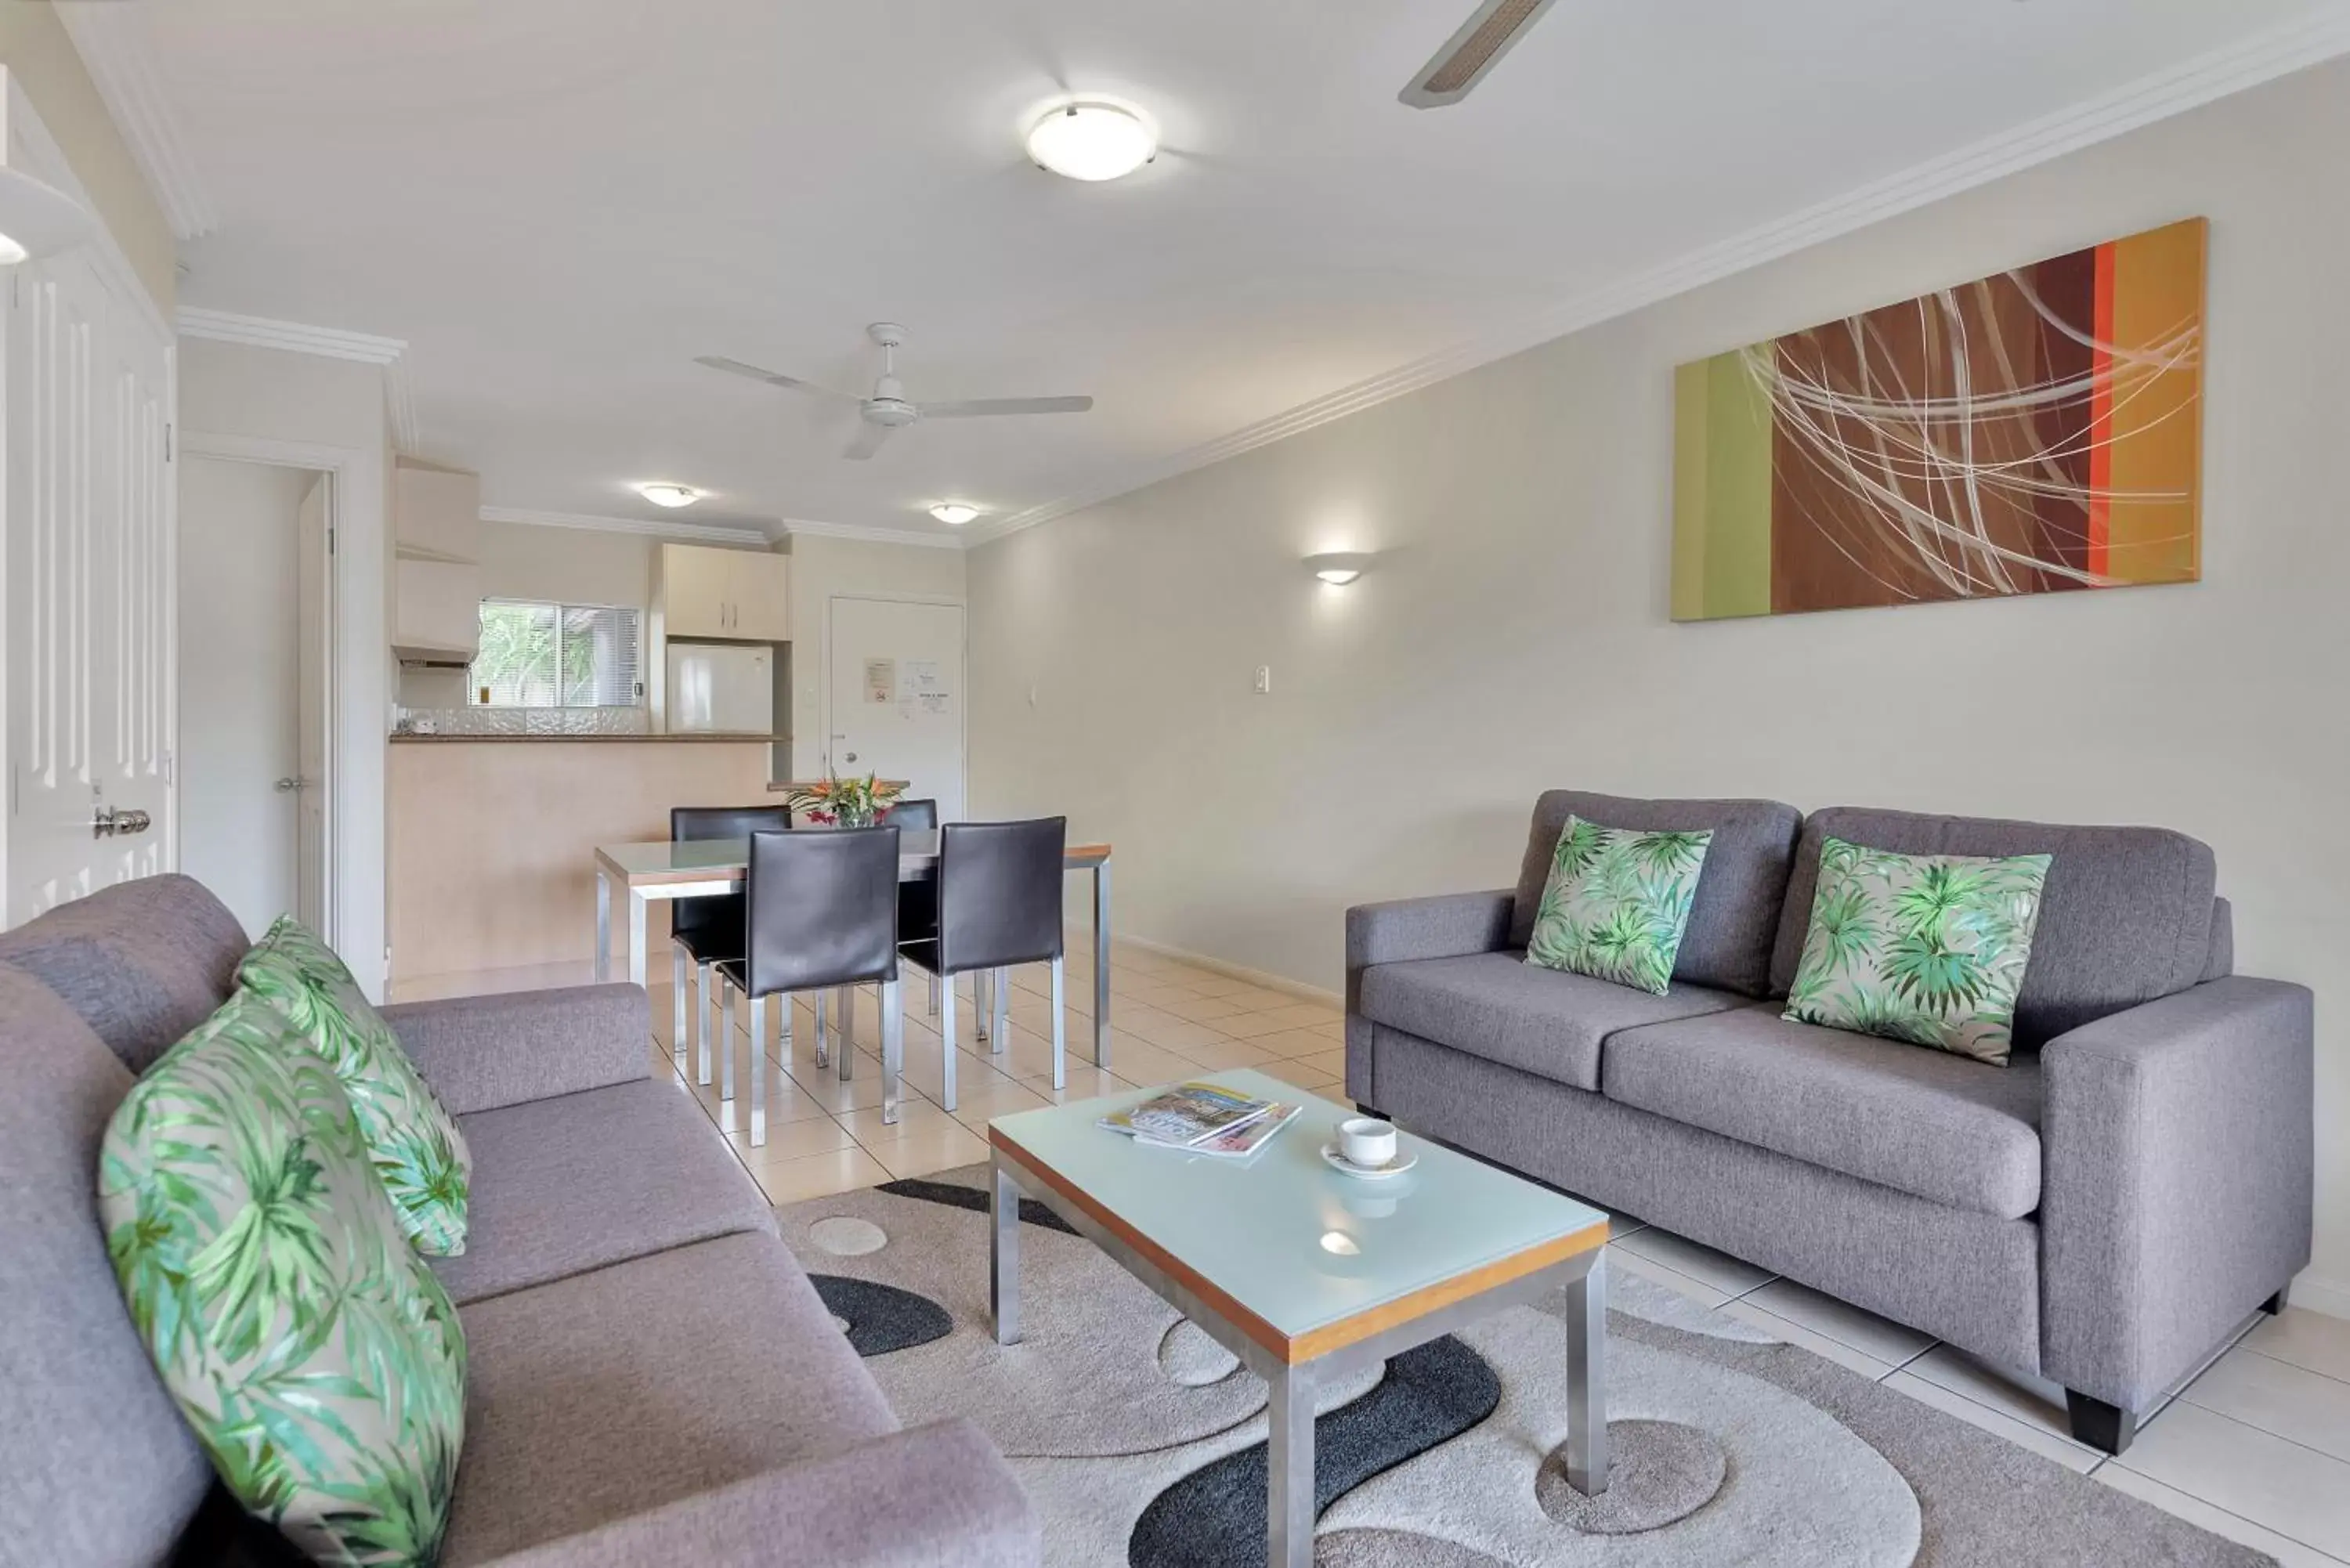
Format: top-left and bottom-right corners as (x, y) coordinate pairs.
(469, 601), (643, 707)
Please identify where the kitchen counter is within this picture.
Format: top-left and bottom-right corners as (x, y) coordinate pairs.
(390, 732), (788, 744)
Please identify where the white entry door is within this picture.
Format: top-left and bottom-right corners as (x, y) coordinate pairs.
(295, 474), (331, 931)
(826, 597), (965, 821)
(6, 244), (175, 919)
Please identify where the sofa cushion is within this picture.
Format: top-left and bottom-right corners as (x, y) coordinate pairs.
(0, 966), (214, 1565)
(1509, 791), (1801, 997)
(1769, 807), (2218, 1048)
(430, 1079), (777, 1306)
(1603, 1006), (2045, 1219)
(1359, 950), (1745, 1091)
(1526, 818), (1714, 995)
(0, 873), (247, 1072)
(440, 1231), (898, 1567)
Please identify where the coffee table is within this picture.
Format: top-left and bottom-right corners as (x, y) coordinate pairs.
(986, 1067), (1611, 1567)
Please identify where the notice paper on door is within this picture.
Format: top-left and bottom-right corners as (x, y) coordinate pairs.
(864, 658), (895, 704)
(897, 659), (951, 716)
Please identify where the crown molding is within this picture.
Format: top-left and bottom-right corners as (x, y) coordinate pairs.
(56, 2), (219, 240)
(178, 307), (407, 364)
(479, 505), (778, 546)
(772, 516), (967, 551)
(967, 9), (2350, 546)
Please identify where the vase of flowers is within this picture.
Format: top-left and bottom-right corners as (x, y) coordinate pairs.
(786, 772), (902, 829)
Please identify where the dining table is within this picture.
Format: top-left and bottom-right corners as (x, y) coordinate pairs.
(592, 830), (1116, 1067)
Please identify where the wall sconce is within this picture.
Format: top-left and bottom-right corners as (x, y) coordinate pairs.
(1304, 552), (1372, 586)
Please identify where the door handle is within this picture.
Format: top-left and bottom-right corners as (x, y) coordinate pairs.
(92, 806), (153, 838)
(274, 777), (306, 793)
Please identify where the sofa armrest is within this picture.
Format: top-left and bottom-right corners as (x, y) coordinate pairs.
(479, 1419), (1038, 1568)
(380, 984), (649, 1116)
(1345, 889), (1515, 975)
(2041, 976), (2314, 1412)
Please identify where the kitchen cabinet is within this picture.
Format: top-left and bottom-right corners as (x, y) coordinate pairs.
(656, 543), (790, 641)
(393, 557), (483, 660)
(393, 458), (480, 562)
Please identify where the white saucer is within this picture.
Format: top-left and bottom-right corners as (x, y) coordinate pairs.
(1320, 1142), (1417, 1180)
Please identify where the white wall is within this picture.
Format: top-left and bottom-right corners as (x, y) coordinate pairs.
(475, 518), (656, 607)
(180, 338), (391, 997)
(969, 59), (2350, 1306)
(784, 533), (966, 782)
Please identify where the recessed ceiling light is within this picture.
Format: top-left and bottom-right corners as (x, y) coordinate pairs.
(1304, 551), (1373, 586)
(928, 502), (980, 526)
(1026, 101), (1157, 182)
(638, 483), (701, 508)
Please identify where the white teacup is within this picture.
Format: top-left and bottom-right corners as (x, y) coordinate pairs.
(1337, 1116), (1397, 1169)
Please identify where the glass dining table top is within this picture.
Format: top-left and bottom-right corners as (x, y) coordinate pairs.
(989, 1067), (1608, 1354)
(596, 832), (1110, 883)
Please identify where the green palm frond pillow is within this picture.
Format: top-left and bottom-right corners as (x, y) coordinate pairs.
(1526, 817), (1714, 995)
(1784, 837), (2052, 1066)
(239, 916), (472, 1256)
(99, 994), (467, 1565)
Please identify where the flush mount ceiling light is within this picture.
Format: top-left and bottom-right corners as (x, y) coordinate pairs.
(1304, 552), (1373, 586)
(928, 502), (981, 526)
(638, 483), (701, 508)
(0, 165), (93, 266)
(1026, 101), (1157, 182)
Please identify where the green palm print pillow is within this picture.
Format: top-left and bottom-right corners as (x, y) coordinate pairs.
(99, 994), (467, 1565)
(239, 916), (471, 1255)
(1784, 837), (2052, 1066)
(1526, 817), (1714, 995)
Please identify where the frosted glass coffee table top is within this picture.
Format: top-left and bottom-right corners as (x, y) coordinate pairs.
(988, 1068), (1609, 1364)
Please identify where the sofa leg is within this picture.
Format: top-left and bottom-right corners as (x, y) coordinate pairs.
(1354, 1101), (1384, 1121)
(2261, 1285), (2291, 1316)
(2066, 1391), (2136, 1456)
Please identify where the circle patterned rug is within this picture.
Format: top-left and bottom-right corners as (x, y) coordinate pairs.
(779, 1169), (2270, 1567)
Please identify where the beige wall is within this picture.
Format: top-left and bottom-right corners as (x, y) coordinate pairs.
(970, 59), (2350, 1304)
(476, 519), (656, 608)
(783, 533), (967, 780)
(0, 3), (173, 313)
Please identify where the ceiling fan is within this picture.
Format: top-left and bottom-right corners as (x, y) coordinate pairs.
(697, 323), (1094, 460)
(1399, 0), (1561, 109)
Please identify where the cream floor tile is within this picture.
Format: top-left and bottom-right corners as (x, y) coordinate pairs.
(1249, 1027), (1341, 1060)
(870, 1122), (992, 1180)
(1155, 992), (1253, 1024)
(783, 1060), (919, 1115)
(1256, 1058), (1329, 1093)
(944, 1078), (1051, 1131)
(1171, 1036), (1283, 1070)
(1718, 1298), (1898, 1381)
(1609, 1226), (1774, 1299)
(1604, 1242), (1732, 1310)
(1283, 1048), (1350, 1082)
(1221, 1010), (1322, 1040)
(975, 1029), (1094, 1082)
(1741, 1278), (1935, 1367)
(1021, 1065), (1133, 1103)
(2182, 1346), (2350, 1462)
(1097, 1035), (1202, 1086)
(2121, 1400), (2350, 1558)
(2247, 1307), (2350, 1384)
(2098, 1458), (2350, 1568)
(1176, 974), (1261, 1000)
(727, 1115), (858, 1165)
(1112, 1007), (1235, 1053)
(1883, 1370), (2102, 1473)
(1903, 1346), (2090, 1454)
(1213, 984), (1303, 1010)
(837, 1097), (961, 1145)
(753, 1147), (892, 1205)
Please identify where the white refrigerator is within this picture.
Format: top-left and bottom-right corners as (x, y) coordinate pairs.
(665, 642), (772, 733)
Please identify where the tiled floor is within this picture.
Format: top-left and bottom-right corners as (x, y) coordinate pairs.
(400, 945), (2350, 1565)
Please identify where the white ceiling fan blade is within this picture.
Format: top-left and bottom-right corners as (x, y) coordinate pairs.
(1399, 0), (1561, 109)
(920, 396), (1094, 419)
(695, 354), (861, 403)
(843, 421), (895, 461)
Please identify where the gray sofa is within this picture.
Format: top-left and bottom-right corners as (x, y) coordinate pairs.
(1345, 790), (2314, 1455)
(0, 875), (1039, 1566)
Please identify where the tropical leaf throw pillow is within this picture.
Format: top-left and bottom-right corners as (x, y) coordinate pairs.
(1525, 817), (1714, 995)
(239, 916), (471, 1256)
(1784, 836), (2052, 1065)
(99, 994), (467, 1566)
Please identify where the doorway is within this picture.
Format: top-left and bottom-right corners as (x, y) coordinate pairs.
(826, 596), (966, 820)
(178, 455), (334, 938)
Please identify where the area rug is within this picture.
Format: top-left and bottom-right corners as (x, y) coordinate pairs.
(778, 1168), (2269, 1567)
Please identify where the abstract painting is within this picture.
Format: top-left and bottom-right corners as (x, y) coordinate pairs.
(1672, 218), (2206, 620)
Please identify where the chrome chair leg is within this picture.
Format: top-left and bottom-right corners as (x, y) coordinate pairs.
(747, 993), (767, 1147)
(670, 939), (690, 1073)
(942, 974), (959, 1114)
(975, 969), (990, 1045)
(928, 969), (941, 1017)
(718, 980), (737, 1133)
(697, 959), (718, 1086)
(813, 991), (830, 1069)
(993, 966), (1010, 1057)
(1050, 955), (1066, 1092)
(838, 986), (855, 1080)
(881, 977), (905, 1125)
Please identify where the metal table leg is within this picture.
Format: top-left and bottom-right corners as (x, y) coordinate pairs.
(881, 977), (904, 1125)
(990, 1159), (1021, 1345)
(1566, 1250), (1610, 1496)
(747, 993), (767, 1146)
(1268, 1363), (1317, 1567)
(595, 868), (613, 982)
(626, 889), (649, 988)
(992, 966), (1010, 1057)
(1092, 859), (1112, 1067)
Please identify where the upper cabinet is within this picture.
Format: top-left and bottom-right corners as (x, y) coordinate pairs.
(391, 458), (482, 660)
(393, 459), (481, 562)
(656, 543), (790, 641)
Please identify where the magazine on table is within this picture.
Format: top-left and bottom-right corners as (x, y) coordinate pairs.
(1100, 1081), (1277, 1147)
(1137, 1102), (1300, 1161)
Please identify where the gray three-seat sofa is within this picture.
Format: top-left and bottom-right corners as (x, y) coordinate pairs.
(1, 874), (1040, 1566)
(1345, 790), (2314, 1454)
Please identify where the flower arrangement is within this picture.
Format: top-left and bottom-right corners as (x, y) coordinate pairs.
(785, 772), (904, 829)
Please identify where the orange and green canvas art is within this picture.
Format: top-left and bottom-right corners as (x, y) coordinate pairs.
(1671, 217), (2206, 621)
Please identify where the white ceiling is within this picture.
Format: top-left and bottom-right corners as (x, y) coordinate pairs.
(125, 0), (2348, 542)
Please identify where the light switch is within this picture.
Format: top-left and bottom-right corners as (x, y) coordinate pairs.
(1253, 666), (1271, 695)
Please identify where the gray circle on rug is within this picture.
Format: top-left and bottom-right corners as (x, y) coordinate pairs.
(808, 1216), (888, 1256)
(1157, 1320), (1240, 1388)
(1536, 1420), (1727, 1535)
(1314, 1528), (1508, 1566)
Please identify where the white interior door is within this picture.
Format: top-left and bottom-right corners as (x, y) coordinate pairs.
(175, 456), (310, 936)
(295, 474), (331, 933)
(826, 597), (965, 820)
(7, 247), (174, 920)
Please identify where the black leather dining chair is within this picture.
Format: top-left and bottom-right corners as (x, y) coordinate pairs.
(898, 817), (1067, 1111)
(668, 805), (789, 1088)
(716, 826), (908, 1143)
(808, 798), (939, 1071)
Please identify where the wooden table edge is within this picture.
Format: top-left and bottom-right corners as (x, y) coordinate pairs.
(989, 1127), (1608, 1367)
